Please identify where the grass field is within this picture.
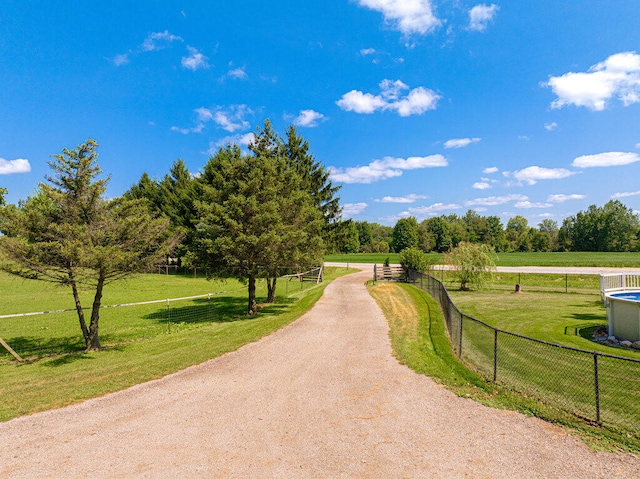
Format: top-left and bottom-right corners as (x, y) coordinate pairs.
(326, 251), (640, 267)
(369, 281), (640, 453)
(0, 267), (349, 421)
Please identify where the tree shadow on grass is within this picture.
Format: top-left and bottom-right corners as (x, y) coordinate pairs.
(568, 312), (606, 322)
(144, 295), (297, 324)
(1, 335), (85, 360)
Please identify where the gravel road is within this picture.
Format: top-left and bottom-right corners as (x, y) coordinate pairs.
(1, 268), (638, 478)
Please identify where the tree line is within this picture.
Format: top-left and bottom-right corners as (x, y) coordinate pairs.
(0, 120), (342, 351)
(340, 202), (640, 254)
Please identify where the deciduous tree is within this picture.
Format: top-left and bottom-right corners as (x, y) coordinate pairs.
(446, 242), (497, 291)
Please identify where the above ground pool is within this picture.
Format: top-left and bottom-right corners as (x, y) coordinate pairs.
(605, 290), (640, 342)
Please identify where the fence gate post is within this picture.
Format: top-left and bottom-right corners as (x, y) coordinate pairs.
(594, 353), (601, 424)
(493, 329), (498, 382)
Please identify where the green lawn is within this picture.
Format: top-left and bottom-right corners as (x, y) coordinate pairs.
(326, 251), (640, 267)
(0, 267), (349, 421)
(0, 270), (241, 315)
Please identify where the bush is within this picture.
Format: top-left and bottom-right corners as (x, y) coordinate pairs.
(399, 247), (430, 273)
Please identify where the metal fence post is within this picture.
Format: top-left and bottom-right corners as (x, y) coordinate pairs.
(493, 329), (498, 382)
(166, 299), (171, 333)
(458, 311), (463, 358)
(594, 353), (601, 424)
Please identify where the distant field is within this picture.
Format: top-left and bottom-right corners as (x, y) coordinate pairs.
(326, 251), (640, 268)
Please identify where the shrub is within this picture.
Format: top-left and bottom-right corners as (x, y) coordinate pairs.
(399, 247), (430, 273)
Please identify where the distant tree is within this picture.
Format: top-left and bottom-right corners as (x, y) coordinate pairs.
(0, 187), (6, 206)
(485, 215), (506, 252)
(447, 216), (469, 248)
(463, 209), (488, 243)
(506, 215), (529, 252)
(529, 229), (551, 252)
(391, 217), (419, 252)
(194, 143), (324, 315)
(354, 221), (372, 252)
(0, 140), (176, 350)
(538, 219), (559, 251)
(372, 240), (390, 253)
(423, 217), (451, 252)
(417, 221), (433, 252)
(560, 200), (639, 252)
(340, 220), (360, 253)
(447, 242), (497, 291)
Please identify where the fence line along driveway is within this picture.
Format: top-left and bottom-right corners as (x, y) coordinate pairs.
(1, 268), (638, 478)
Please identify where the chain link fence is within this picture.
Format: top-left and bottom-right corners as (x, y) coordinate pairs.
(412, 271), (640, 431)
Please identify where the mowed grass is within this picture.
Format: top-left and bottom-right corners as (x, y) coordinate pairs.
(369, 281), (640, 453)
(327, 251), (640, 267)
(0, 267), (349, 421)
(0, 269), (241, 315)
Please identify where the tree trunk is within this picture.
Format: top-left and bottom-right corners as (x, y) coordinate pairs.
(85, 275), (105, 351)
(69, 271), (90, 345)
(247, 274), (258, 315)
(266, 276), (277, 303)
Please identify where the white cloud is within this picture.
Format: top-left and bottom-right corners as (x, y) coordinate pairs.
(0, 158), (31, 175)
(483, 166), (499, 174)
(636, 143), (640, 149)
(141, 31), (183, 52)
(213, 105), (252, 132)
(173, 105), (252, 134)
(209, 133), (256, 153)
(360, 48), (377, 55)
(473, 181), (491, 190)
(375, 193), (428, 203)
(507, 166), (576, 185)
(337, 79), (439, 116)
(182, 46), (209, 71)
(336, 90), (387, 114)
(408, 202), (462, 216)
(444, 137), (481, 149)
(342, 202), (368, 217)
(112, 53), (130, 66)
(544, 51), (640, 111)
(572, 151), (640, 168)
(547, 193), (585, 203)
(329, 154), (447, 184)
(544, 122), (557, 131)
(612, 190), (640, 199)
(465, 194), (528, 207)
(468, 4), (499, 32)
(514, 200), (552, 209)
(223, 67), (247, 80)
(293, 110), (326, 128)
(356, 0), (441, 36)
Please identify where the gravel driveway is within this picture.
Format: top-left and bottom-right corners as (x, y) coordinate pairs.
(1, 268), (638, 478)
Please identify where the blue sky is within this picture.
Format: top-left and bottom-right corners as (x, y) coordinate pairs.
(1, 1), (639, 227)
